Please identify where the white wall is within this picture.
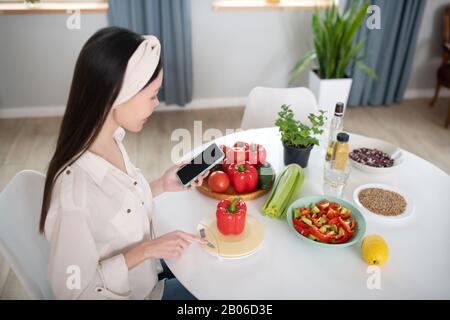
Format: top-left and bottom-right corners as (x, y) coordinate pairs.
(190, 0), (313, 99)
(0, 13), (108, 110)
(0, 0), (444, 117)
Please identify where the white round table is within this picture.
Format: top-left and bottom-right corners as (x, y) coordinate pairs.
(153, 127), (450, 299)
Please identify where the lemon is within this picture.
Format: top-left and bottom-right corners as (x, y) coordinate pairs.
(361, 235), (389, 266)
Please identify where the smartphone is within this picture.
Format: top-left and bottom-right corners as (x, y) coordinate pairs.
(175, 143), (225, 187)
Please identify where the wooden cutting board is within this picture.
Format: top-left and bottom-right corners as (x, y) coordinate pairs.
(197, 214), (264, 259)
(196, 176), (270, 201)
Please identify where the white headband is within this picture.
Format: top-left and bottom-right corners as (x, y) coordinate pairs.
(112, 35), (161, 107)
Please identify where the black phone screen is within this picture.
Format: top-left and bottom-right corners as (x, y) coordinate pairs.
(176, 143), (223, 186)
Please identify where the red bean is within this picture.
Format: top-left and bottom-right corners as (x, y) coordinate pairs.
(350, 148), (394, 168)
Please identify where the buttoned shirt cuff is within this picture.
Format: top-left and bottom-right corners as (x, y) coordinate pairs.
(97, 254), (132, 297)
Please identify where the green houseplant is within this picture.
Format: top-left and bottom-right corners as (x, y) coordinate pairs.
(290, 1), (378, 120)
(290, 1), (377, 82)
(275, 104), (326, 168)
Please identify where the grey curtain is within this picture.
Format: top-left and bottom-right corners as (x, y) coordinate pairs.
(346, 0), (426, 106)
(108, 0), (193, 106)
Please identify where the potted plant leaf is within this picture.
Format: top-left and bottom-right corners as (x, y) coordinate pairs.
(275, 104), (326, 168)
(290, 1), (377, 121)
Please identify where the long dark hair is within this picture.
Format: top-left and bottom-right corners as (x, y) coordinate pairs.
(39, 27), (162, 233)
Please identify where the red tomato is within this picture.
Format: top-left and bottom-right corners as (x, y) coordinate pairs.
(208, 171), (230, 193)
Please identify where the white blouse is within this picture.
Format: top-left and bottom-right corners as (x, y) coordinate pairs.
(44, 127), (164, 300)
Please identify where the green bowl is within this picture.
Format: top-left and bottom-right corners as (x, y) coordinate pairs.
(286, 195), (366, 248)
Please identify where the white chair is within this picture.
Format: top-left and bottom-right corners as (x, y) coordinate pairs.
(0, 170), (53, 300)
(241, 87), (319, 130)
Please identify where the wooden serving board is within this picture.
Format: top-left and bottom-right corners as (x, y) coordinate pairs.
(196, 176), (270, 201)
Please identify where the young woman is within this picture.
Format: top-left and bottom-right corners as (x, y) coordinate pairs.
(39, 27), (208, 300)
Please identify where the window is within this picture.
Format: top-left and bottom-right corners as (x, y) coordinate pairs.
(213, 0), (336, 11)
(0, 0), (108, 14)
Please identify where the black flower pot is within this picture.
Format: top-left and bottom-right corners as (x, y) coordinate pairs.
(283, 143), (313, 168)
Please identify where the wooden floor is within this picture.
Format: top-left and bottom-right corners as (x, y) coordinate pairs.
(0, 98), (449, 299)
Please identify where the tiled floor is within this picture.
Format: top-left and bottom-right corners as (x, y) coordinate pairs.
(0, 98), (449, 299)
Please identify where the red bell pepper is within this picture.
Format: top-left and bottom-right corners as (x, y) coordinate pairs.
(220, 145), (231, 173)
(294, 223), (310, 237)
(222, 163), (231, 173)
(228, 162), (258, 193)
(331, 232), (351, 244)
(329, 203), (341, 211)
(309, 226), (331, 243)
(338, 217), (352, 235)
(328, 217), (339, 225)
(341, 211), (351, 219)
(293, 219), (310, 230)
(225, 144), (246, 165)
(234, 141), (249, 150)
(317, 200), (330, 210)
(349, 219), (356, 231)
(246, 143), (267, 166)
(293, 218), (311, 236)
(326, 207), (338, 219)
(216, 197), (247, 235)
(327, 217), (354, 244)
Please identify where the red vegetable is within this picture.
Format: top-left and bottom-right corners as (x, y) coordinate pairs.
(328, 217), (339, 225)
(341, 211), (351, 219)
(330, 233), (351, 244)
(216, 197), (247, 235)
(233, 141), (249, 150)
(246, 143), (267, 166)
(220, 145), (231, 173)
(317, 200), (330, 209)
(338, 217), (352, 234)
(293, 218), (311, 236)
(225, 145), (246, 165)
(310, 226), (331, 243)
(329, 203), (341, 211)
(208, 171), (230, 193)
(228, 161), (258, 193)
(326, 207), (338, 219)
(292, 199), (356, 244)
(349, 219), (356, 230)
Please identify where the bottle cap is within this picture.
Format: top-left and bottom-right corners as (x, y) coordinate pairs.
(337, 132), (349, 142)
(335, 102), (344, 115)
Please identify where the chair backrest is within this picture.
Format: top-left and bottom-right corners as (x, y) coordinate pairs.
(443, 6), (450, 63)
(241, 87), (318, 130)
(0, 170), (53, 300)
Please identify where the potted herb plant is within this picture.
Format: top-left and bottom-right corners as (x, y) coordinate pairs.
(275, 104), (326, 168)
(290, 1), (377, 120)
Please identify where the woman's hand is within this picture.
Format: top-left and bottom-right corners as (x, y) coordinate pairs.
(150, 161), (210, 197)
(143, 231), (207, 260)
(124, 231), (206, 269)
(164, 161), (210, 192)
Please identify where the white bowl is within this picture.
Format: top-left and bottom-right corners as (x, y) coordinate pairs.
(353, 183), (414, 221)
(348, 135), (403, 174)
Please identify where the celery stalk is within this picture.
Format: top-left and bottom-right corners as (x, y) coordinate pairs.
(267, 166), (297, 218)
(261, 165), (287, 214)
(262, 166), (290, 214)
(261, 164), (305, 219)
(282, 171), (304, 218)
(277, 170), (299, 218)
